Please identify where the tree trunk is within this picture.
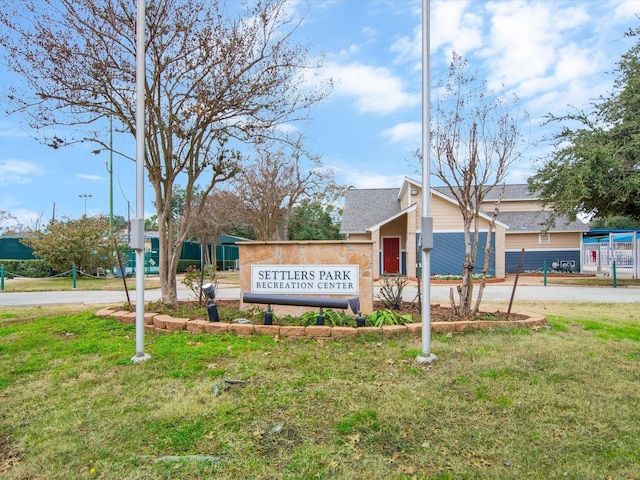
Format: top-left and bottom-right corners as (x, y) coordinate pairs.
(157, 203), (179, 306)
(457, 218), (475, 317)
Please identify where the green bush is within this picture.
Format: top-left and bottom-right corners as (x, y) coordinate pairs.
(216, 259), (237, 271)
(177, 259), (200, 273)
(367, 309), (412, 327)
(0, 259), (53, 278)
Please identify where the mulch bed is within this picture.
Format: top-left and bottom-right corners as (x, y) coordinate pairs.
(210, 299), (526, 323)
(372, 301), (527, 322)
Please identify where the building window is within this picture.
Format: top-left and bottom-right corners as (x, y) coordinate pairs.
(539, 233), (550, 244)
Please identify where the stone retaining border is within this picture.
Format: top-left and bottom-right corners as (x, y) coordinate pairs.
(95, 309), (547, 338)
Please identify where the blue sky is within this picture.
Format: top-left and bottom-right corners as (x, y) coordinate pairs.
(1, 0), (640, 228)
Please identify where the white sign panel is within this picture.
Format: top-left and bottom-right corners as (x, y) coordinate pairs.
(251, 265), (359, 295)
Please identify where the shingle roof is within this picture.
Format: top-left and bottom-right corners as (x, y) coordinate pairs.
(433, 184), (534, 201)
(340, 188), (402, 234)
(498, 211), (589, 232)
(340, 182), (588, 234)
(484, 184), (533, 201)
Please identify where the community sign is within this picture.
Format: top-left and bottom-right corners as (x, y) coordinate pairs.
(251, 265), (359, 295)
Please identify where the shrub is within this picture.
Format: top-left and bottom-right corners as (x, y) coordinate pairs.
(0, 259), (53, 278)
(377, 275), (409, 309)
(177, 259), (200, 273)
(367, 309), (412, 327)
(181, 264), (218, 305)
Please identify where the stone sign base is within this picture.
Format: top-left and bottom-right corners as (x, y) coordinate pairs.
(238, 241), (374, 316)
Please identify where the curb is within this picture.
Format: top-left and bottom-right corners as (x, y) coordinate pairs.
(95, 309), (548, 338)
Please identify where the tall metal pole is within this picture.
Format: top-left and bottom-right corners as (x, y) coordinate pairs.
(132, 0), (150, 363)
(109, 113), (114, 237)
(417, 0), (437, 365)
(79, 194), (92, 216)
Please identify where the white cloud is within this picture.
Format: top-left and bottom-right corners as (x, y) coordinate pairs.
(382, 121), (422, 145)
(480, 2), (579, 90)
(611, 0), (640, 20)
(431, 0), (483, 59)
(76, 173), (103, 181)
(0, 122), (29, 138)
(338, 44), (361, 57)
(0, 159), (44, 185)
(390, 24), (422, 67)
(346, 171), (407, 189)
(324, 62), (420, 115)
(329, 160), (408, 189)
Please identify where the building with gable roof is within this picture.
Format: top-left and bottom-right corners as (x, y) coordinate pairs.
(340, 178), (589, 279)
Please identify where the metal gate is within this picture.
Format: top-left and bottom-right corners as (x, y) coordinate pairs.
(581, 232), (640, 278)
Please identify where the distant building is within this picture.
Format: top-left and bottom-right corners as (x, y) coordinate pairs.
(340, 178), (589, 279)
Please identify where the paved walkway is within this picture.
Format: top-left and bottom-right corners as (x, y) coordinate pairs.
(1, 279), (639, 306)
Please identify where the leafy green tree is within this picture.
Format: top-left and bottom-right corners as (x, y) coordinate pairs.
(144, 215), (159, 232)
(590, 216), (640, 229)
(288, 200), (343, 240)
(111, 215), (128, 233)
(21, 216), (113, 274)
(529, 27), (640, 222)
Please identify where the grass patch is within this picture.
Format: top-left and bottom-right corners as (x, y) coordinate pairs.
(1, 302), (640, 478)
(546, 276), (640, 287)
(1, 271), (239, 293)
(0, 276), (161, 292)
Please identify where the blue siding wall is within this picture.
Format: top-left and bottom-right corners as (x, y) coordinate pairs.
(430, 232), (495, 276)
(505, 250), (580, 273)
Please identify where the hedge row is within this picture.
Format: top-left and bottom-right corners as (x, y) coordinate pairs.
(0, 259), (54, 278)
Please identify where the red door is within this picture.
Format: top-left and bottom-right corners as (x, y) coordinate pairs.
(383, 237), (400, 274)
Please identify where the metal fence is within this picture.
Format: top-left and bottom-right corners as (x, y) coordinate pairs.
(582, 232), (640, 278)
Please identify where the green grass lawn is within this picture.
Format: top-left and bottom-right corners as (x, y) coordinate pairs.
(0, 271), (241, 293)
(545, 275), (640, 287)
(0, 276), (161, 292)
(1, 302), (639, 479)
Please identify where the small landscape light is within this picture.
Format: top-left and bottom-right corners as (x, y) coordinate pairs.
(201, 282), (219, 322)
(264, 305), (273, 325)
(348, 298), (366, 327)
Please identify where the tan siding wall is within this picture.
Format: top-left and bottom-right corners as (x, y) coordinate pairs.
(432, 195), (494, 230)
(482, 199), (542, 213)
(407, 208), (417, 278)
(380, 217), (406, 238)
(505, 232), (582, 250)
(414, 189), (423, 222)
(398, 186), (409, 209)
(347, 233), (371, 242)
(432, 195), (464, 230)
(494, 224), (506, 278)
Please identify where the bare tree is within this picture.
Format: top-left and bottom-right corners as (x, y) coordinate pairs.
(0, 209), (19, 235)
(237, 136), (334, 241)
(188, 190), (245, 267)
(0, 0), (329, 304)
(430, 53), (527, 317)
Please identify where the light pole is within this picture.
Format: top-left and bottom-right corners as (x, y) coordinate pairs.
(104, 112), (114, 236)
(417, 0), (437, 365)
(79, 194), (92, 217)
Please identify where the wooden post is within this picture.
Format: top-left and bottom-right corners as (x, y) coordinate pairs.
(507, 249), (525, 315)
